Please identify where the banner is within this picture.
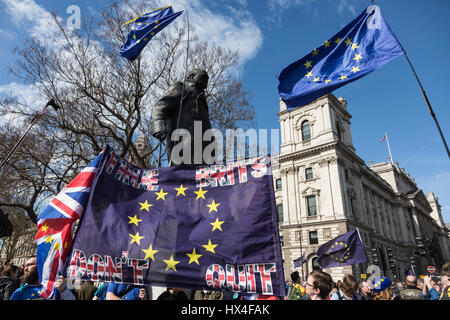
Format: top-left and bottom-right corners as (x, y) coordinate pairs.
(65, 146), (285, 296)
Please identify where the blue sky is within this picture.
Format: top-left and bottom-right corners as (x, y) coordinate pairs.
(0, 0), (448, 223)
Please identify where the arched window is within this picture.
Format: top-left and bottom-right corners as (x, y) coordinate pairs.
(301, 120), (311, 141)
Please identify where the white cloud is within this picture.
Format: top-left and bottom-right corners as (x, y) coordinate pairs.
(0, 82), (44, 106)
(0, 28), (14, 41)
(267, 0), (361, 24)
(1, 0), (63, 46)
(155, 0), (263, 67)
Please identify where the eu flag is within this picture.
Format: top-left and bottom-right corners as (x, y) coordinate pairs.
(119, 6), (183, 61)
(278, 5), (404, 110)
(65, 146), (285, 296)
(293, 251), (306, 268)
(316, 229), (368, 269)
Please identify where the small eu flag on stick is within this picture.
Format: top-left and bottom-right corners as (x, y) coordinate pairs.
(316, 229), (368, 269)
(120, 6), (183, 61)
(278, 5), (404, 110)
(293, 251), (307, 268)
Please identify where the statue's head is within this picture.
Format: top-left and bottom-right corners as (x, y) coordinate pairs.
(186, 69), (209, 91)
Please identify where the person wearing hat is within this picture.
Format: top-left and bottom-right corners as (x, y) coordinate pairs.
(372, 277), (394, 300)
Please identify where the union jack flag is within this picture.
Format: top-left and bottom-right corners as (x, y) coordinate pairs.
(35, 151), (103, 298)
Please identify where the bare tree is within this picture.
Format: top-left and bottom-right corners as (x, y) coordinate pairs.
(0, 0), (256, 224)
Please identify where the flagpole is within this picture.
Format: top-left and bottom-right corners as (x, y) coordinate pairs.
(169, 8), (190, 167)
(0, 99), (60, 172)
(403, 52), (450, 159)
(385, 132), (394, 165)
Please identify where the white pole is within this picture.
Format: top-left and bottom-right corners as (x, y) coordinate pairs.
(385, 132), (394, 165)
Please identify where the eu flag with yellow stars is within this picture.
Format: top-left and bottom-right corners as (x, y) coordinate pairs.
(278, 5), (404, 110)
(119, 6), (183, 61)
(64, 145), (285, 296)
(316, 229), (368, 269)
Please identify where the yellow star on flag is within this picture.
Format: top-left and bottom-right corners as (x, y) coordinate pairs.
(194, 187), (208, 200)
(305, 71), (313, 79)
(353, 53), (363, 62)
(313, 77), (320, 82)
(175, 184), (188, 196)
(325, 79), (332, 84)
(206, 200), (221, 213)
(345, 37), (352, 46)
(210, 218), (225, 232)
(40, 224), (49, 233)
(351, 42), (359, 51)
(155, 188), (168, 200)
(351, 66), (360, 74)
(53, 242), (61, 251)
(129, 232), (144, 246)
(163, 255), (180, 272)
(45, 235), (53, 244)
(324, 40), (330, 48)
(311, 48), (319, 56)
(335, 37), (342, 45)
(139, 200), (153, 212)
(142, 244), (159, 261)
(202, 239), (218, 254)
(340, 75), (348, 80)
(304, 60), (312, 69)
(186, 248), (202, 265)
(128, 215), (142, 227)
(64, 242), (70, 249)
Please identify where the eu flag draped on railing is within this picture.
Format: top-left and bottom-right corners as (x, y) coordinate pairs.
(316, 229), (368, 269)
(64, 145), (285, 296)
(35, 152), (103, 298)
(120, 5), (183, 61)
(278, 5), (404, 111)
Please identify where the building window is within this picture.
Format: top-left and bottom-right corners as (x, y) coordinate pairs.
(307, 196), (318, 216)
(336, 123), (342, 140)
(350, 198), (358, 220)
(277, 204), (284, 222)
(301, 120), (311, 141)
(305, 167), (313, 180)
(275, 178), (282, 190)
(309, 231), (319, 244)
(280, 236), (284, 247)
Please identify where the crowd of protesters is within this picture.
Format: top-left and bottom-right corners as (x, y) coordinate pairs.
(0, 257), (449, 301)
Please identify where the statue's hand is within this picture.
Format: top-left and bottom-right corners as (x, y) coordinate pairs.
(154, 131), (167, 141)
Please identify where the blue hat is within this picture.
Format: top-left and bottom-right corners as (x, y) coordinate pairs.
(373, 277), (392, 292)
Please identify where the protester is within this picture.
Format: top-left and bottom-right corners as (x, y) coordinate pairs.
(330, 274), (361, 300)
(398, 275), (424, 300)
(92, 282), (108, 300)
(193, 289), (224, 300)
(105, 282), (149, 300)
(438, 273), (449, 300)
(372, 277), (393, 300)
(0, 264), (20, 300)
(157, 288), (188, 300)
(9, 256), (75, 300)
(422, 275), (440, 300)
(75, 280), (98, 300)
(358, 280), (372, 300)
(305, 270), (333, 300)
(287, 271), (305, 300)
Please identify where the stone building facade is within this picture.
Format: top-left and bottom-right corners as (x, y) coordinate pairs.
(273, 93), (450, 282)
